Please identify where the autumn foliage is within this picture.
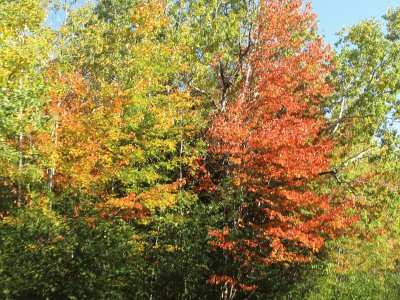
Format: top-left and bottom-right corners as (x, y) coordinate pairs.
(204, 0), (355, 292)
(1, 0), (398, 299)
(37, 72), (126, 190)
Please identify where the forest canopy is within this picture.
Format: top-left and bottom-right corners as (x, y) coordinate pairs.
(1, 0), (400, 299)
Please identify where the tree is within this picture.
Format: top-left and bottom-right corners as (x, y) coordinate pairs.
(1, 0), (399, 298)
(169, 0), (258, 110)
(203, 0), (354, 296)
(294, 8), (400, 299)
(0, 0), (52, 213)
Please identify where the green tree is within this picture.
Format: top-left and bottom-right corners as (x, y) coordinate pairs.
(295, 7), (400, 299)
(0, 0), (53, 212)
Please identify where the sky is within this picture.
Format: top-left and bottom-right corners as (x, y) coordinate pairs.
(311, 0), (400, 45)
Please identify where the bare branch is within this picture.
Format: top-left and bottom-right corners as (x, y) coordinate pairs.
(331, 96), (346, 135)
(318, 147), (377, 182)
(337, 147), (376, 172)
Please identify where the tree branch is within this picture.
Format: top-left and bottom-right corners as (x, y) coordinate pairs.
(318, 147), (377, 182)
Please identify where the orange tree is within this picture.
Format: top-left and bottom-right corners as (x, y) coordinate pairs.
(201, 0), (355, 297)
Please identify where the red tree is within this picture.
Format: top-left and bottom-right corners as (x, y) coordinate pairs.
(205, 0), (354, 295)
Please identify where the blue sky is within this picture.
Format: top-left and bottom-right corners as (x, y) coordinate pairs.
(311, 0), (400, 45)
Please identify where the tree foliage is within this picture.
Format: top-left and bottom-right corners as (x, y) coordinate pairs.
(0, 0), (399, 299)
